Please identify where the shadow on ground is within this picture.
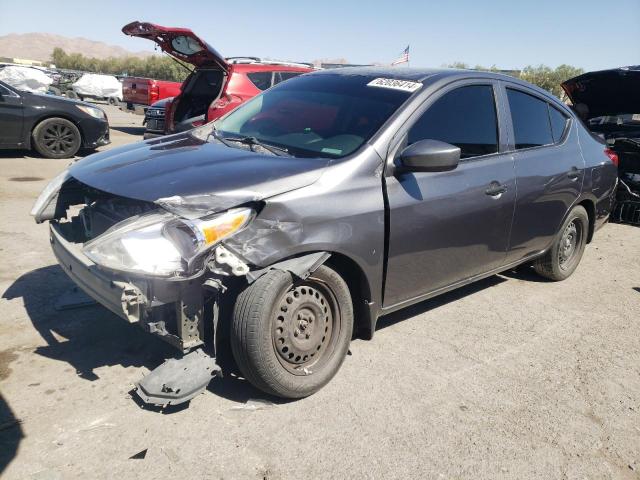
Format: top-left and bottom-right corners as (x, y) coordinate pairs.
(1, 264), (269, 407)
(3, 264), (518, 410)
(110, 126), (145, 136)
(0, 394), (23, 475)
(376, 274), (508, 330)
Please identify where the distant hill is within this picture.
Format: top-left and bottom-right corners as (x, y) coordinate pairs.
(0, 33), (154, 63)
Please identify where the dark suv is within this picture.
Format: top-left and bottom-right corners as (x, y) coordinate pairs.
(32, 67), (617, 405)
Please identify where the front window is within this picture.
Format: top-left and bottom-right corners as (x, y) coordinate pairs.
(212, 74), (417, 158)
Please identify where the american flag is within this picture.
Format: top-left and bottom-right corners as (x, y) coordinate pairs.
(392, 45), (410, 66)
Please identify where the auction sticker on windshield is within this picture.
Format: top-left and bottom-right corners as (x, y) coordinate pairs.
(367, 78), (422, 93)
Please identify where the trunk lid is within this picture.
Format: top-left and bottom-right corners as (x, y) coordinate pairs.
(562, 66), (640, 119)
(122, 21), (229, 71)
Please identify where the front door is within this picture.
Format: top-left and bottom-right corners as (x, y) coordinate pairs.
(0, 84), (23, 146)
(384, 82), (516, 308)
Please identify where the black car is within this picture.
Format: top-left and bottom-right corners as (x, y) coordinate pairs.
(0, 80), (109, 158)
(562, 66), (640, 225)
(32, 67), (617, 405)
(142, 97), (172, 139)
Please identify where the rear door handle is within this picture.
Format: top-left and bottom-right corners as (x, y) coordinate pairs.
(485, 181), (507, 197)
(567, 166), (580, 180)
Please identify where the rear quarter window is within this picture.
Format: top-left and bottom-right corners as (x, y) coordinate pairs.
(548, 105), (569, 142)
(507, 88), (554, 149)
(247, 72), (272, 91)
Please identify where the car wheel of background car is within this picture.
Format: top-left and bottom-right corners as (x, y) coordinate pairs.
(32, 118), (82, 159)
(65, 90), (78, 100)
(231, 265), (353, 398)
(533, 205), (589, 281)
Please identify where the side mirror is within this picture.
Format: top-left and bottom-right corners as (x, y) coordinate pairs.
(398, 139), (461, 172)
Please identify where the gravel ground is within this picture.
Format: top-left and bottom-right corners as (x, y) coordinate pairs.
(0, 105), (639, 480)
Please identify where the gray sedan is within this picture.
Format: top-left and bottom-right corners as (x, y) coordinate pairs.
(31, 67), (618, 404)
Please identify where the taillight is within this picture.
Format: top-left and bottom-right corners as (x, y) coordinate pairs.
(208, 94), (243, 121)
(150, 85), (160, 103)
(165, 99), (175, 133)
(605, 148), (619, 167)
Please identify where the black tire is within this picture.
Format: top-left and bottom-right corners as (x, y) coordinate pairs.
(32, 118), (82, 159)
(533, 205), (589, 281)
(231, 265), (353, 398)
(65, 90), (78, 100)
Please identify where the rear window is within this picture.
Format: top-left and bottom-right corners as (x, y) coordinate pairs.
(507, 88), (553, 149)
(215, 74), (416, 158)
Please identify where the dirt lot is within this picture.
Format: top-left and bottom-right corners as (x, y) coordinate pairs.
(1, 104), (639, 479)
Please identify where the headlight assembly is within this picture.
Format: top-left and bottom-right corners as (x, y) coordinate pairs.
(30, 169), (71, 222)
(76, 105), (106, 120)
(83, 207), (254, 276)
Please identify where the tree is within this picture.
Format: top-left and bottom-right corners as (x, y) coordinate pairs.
(445, 62), (584, 99)
(49, 49), (190, 82)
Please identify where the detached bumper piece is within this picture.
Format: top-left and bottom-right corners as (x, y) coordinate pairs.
(135, 349), (221, 406)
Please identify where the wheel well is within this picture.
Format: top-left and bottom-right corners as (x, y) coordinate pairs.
(578, 199), (596, 243)
(325, 253), (374, 340)
(29, 115), (84, 148)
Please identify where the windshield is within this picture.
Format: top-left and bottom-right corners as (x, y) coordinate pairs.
(210, 74), (417, 158)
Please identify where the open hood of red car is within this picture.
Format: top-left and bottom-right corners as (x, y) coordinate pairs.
(122, 21), (228, 71)
(562, 66), (640, 119)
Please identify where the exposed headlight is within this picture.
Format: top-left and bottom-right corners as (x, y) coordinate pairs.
(30, 169), (71, 222)
(76, 105), (106, 120)
(83, 208), (254, 276)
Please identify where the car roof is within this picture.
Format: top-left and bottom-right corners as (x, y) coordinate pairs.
(231, 63), (314, 73)
(311, 66), (566, 105)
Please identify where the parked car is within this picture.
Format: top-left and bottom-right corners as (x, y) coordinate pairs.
(123, 22), (313, 137)
(0, 79), (109, 158)
(562, 66), (640, 225)
(31, 67), (617, 405)
(67, 73), (123, 105)
(121, 76), (182, 114)
(142, 97), (173, 139)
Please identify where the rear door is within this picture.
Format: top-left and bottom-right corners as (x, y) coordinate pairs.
(384, 80), (516, 308)
(501, 83), (583, 262)
(0, 83), (23, 146)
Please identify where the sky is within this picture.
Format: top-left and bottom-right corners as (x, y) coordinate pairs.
(0, 0), (638, 71)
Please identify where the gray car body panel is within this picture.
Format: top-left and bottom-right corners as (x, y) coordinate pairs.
(53, 67), (617, 339)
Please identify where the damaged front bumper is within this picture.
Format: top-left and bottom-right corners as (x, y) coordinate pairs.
(50, 221), (209, 352)
(50, 220), (330, 406)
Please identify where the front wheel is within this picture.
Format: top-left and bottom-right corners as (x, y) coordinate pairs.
(533, 205), (589, 281)
(231, 265), (353, 398)
(32, 118), (81, 159)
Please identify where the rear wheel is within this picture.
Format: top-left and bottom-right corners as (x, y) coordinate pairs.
(32, 118), (81, 159)
(533, 205), (588, 281)
(231, 265), (353, 398)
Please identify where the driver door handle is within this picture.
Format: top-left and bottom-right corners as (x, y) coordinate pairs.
(485, 181), (507, 197)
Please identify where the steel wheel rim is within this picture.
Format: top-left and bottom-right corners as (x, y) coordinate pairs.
(41, 123), (76, 155)
(272, 278), (341, 375)
(558, 219), (581, 269)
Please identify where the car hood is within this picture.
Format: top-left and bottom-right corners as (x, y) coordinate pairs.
(68, 132), (329, 214)
(562, 66), (640, 119)
(122, 21), (228, 71)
